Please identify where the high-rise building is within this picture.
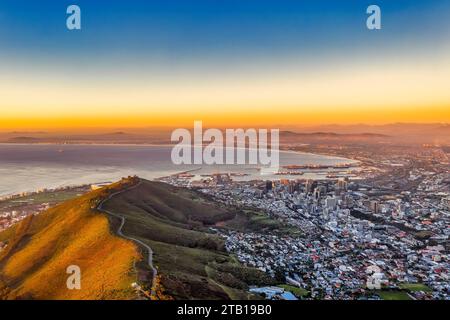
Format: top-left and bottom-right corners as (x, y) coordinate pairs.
(313, 187), (321, 200)
(294, 181), (301, 192)
(305, 179), (316, 194)
(325, 196), (338, 210)
(370, 200), (380, 214)
(288, 181), (296, 194)
(265, 180), (273, 192)
(342, 195), (353, 208)
(336, 178), (348, 192)
(441, 197), (450, 209)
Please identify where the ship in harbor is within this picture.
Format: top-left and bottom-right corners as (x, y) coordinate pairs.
(282, 163), (355, 170)
(275, 171), (305, 176)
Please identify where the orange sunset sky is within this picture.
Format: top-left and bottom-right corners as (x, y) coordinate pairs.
(1, 1), (449, 130)
(1, 57), (449, 129)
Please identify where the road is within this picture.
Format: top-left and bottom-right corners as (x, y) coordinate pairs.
(97, 181), (157, 297)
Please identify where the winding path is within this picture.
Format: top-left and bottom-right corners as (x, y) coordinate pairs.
(97, 181), (157, 297)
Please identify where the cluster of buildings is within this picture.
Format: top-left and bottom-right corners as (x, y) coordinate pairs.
(0, 185), (90, 232)
(249, 286), (297, 300)
(0, 204), (49, 231)
(161, 155), (449, 299)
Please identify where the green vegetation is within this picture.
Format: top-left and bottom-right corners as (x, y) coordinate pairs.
(399, 283), (431, 292)
(414, 230), (434, 240)
(103, 180), (277, 299)
(278, 284), (309, 298)
(0, 178), (279, 300)
(377, 290), (412, 300)
(15, 190), (83, 204)
(0, 189), (84, 211)
(220, 209), (301, 236)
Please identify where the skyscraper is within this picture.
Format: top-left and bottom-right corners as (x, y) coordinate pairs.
(370, 201), (380, 214)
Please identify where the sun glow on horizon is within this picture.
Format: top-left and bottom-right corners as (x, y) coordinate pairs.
(1, 0), (449, 130)
(1, 51), (449, 129)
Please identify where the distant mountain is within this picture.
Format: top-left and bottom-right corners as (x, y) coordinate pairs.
(7, 136), (42, 142)
(293, 123), (449, 134)
(436, 124), (450, 131)
(1, 123), (448, 145)
(284, 123), (450, 144)
(103, 131), (128, 135)
(8, 131), (47, 134)
(280, 131), (389, 138)
(279, 130), (390, 145)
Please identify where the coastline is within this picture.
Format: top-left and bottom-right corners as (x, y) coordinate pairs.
(0, 144), (360, 197)
(0, 141), (360, 163)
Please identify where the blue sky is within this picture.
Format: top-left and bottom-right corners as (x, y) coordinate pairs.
(1, 0), (449, 66)
(1, 1), (449, 127)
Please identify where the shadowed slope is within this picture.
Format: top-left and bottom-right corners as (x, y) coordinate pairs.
(102, 180), (275, 300)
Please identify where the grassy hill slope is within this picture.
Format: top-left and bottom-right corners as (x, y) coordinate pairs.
(0, 181), (140, 300)
(0, 178), (276, 300)
(102, 180), (275, 300)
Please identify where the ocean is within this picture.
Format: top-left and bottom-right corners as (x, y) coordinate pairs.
(0, 144), (358, 196)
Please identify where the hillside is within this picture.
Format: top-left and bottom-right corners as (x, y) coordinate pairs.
(279, 130), (390, 145)
(102, 180), (276, 299)
(0, 180), (140, 300)
(0, 178), (276, 300)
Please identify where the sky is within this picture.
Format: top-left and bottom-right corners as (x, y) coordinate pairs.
(0, 0), (449, 129)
